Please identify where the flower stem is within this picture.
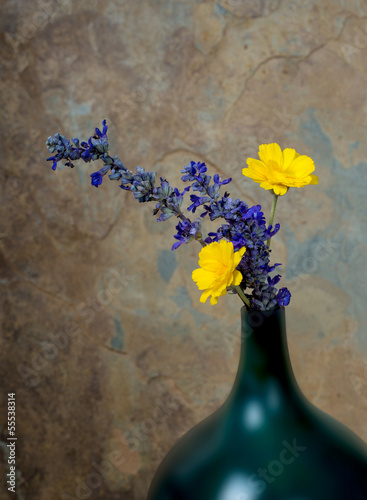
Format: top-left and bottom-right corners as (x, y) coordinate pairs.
(266, 193), (279, 249)
(232, 285), (250, 308)
(197, 234), (206, 247)
(177, 212), (207, 247)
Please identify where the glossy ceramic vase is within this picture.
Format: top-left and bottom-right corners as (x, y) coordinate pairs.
(147, 307), (367, 499)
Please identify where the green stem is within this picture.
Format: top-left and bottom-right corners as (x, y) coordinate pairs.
(266, 193), (279, 249)
(232, 285), (250, 308)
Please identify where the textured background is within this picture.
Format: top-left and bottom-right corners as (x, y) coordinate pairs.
(1, 0), (367, 499)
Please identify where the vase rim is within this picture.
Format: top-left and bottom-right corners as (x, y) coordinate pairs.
(240, 306), (284, 316)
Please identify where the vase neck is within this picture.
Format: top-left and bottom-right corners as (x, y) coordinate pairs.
(233, 308), (297, 394)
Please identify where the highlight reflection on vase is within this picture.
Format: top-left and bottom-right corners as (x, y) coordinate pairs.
(147, 308), (367, 500)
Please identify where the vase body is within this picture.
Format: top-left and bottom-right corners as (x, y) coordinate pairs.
(147, 308), (367, 499)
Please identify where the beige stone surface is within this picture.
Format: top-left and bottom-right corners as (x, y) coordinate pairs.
(1, 0), (367, 498)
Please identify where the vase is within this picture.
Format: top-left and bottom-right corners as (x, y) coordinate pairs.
(147, 307), (367, 499)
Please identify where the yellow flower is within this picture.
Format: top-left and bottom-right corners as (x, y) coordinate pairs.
(242, 143), (318, 196)
(192, 240), (246, 306)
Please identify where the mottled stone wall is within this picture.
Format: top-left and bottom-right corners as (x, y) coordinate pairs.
(1, 0), (367, 498)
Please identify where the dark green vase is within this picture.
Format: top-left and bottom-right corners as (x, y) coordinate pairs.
(147, 307), (367, 499)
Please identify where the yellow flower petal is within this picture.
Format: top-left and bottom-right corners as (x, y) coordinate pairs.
(192, 240), (246, 306)
(243, 159), (268, 181)
(210, 294), (219, 306)
(233, 246), (246, 267)
(309, 174), (319, 185)
(284, 155), (315, 178)
(232, 269), (243, 286)
(258, 143), (283, 168)
(192, 268), (217, 289)
(282, 148), (297, 170)
(200, 289), (212, 304)
(273, 184), (288, 196)
(259, 180), (275, 191)
(242, 143), (318, 195)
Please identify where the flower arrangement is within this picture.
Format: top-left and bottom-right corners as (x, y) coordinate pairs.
(46, 121), (318, 310)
